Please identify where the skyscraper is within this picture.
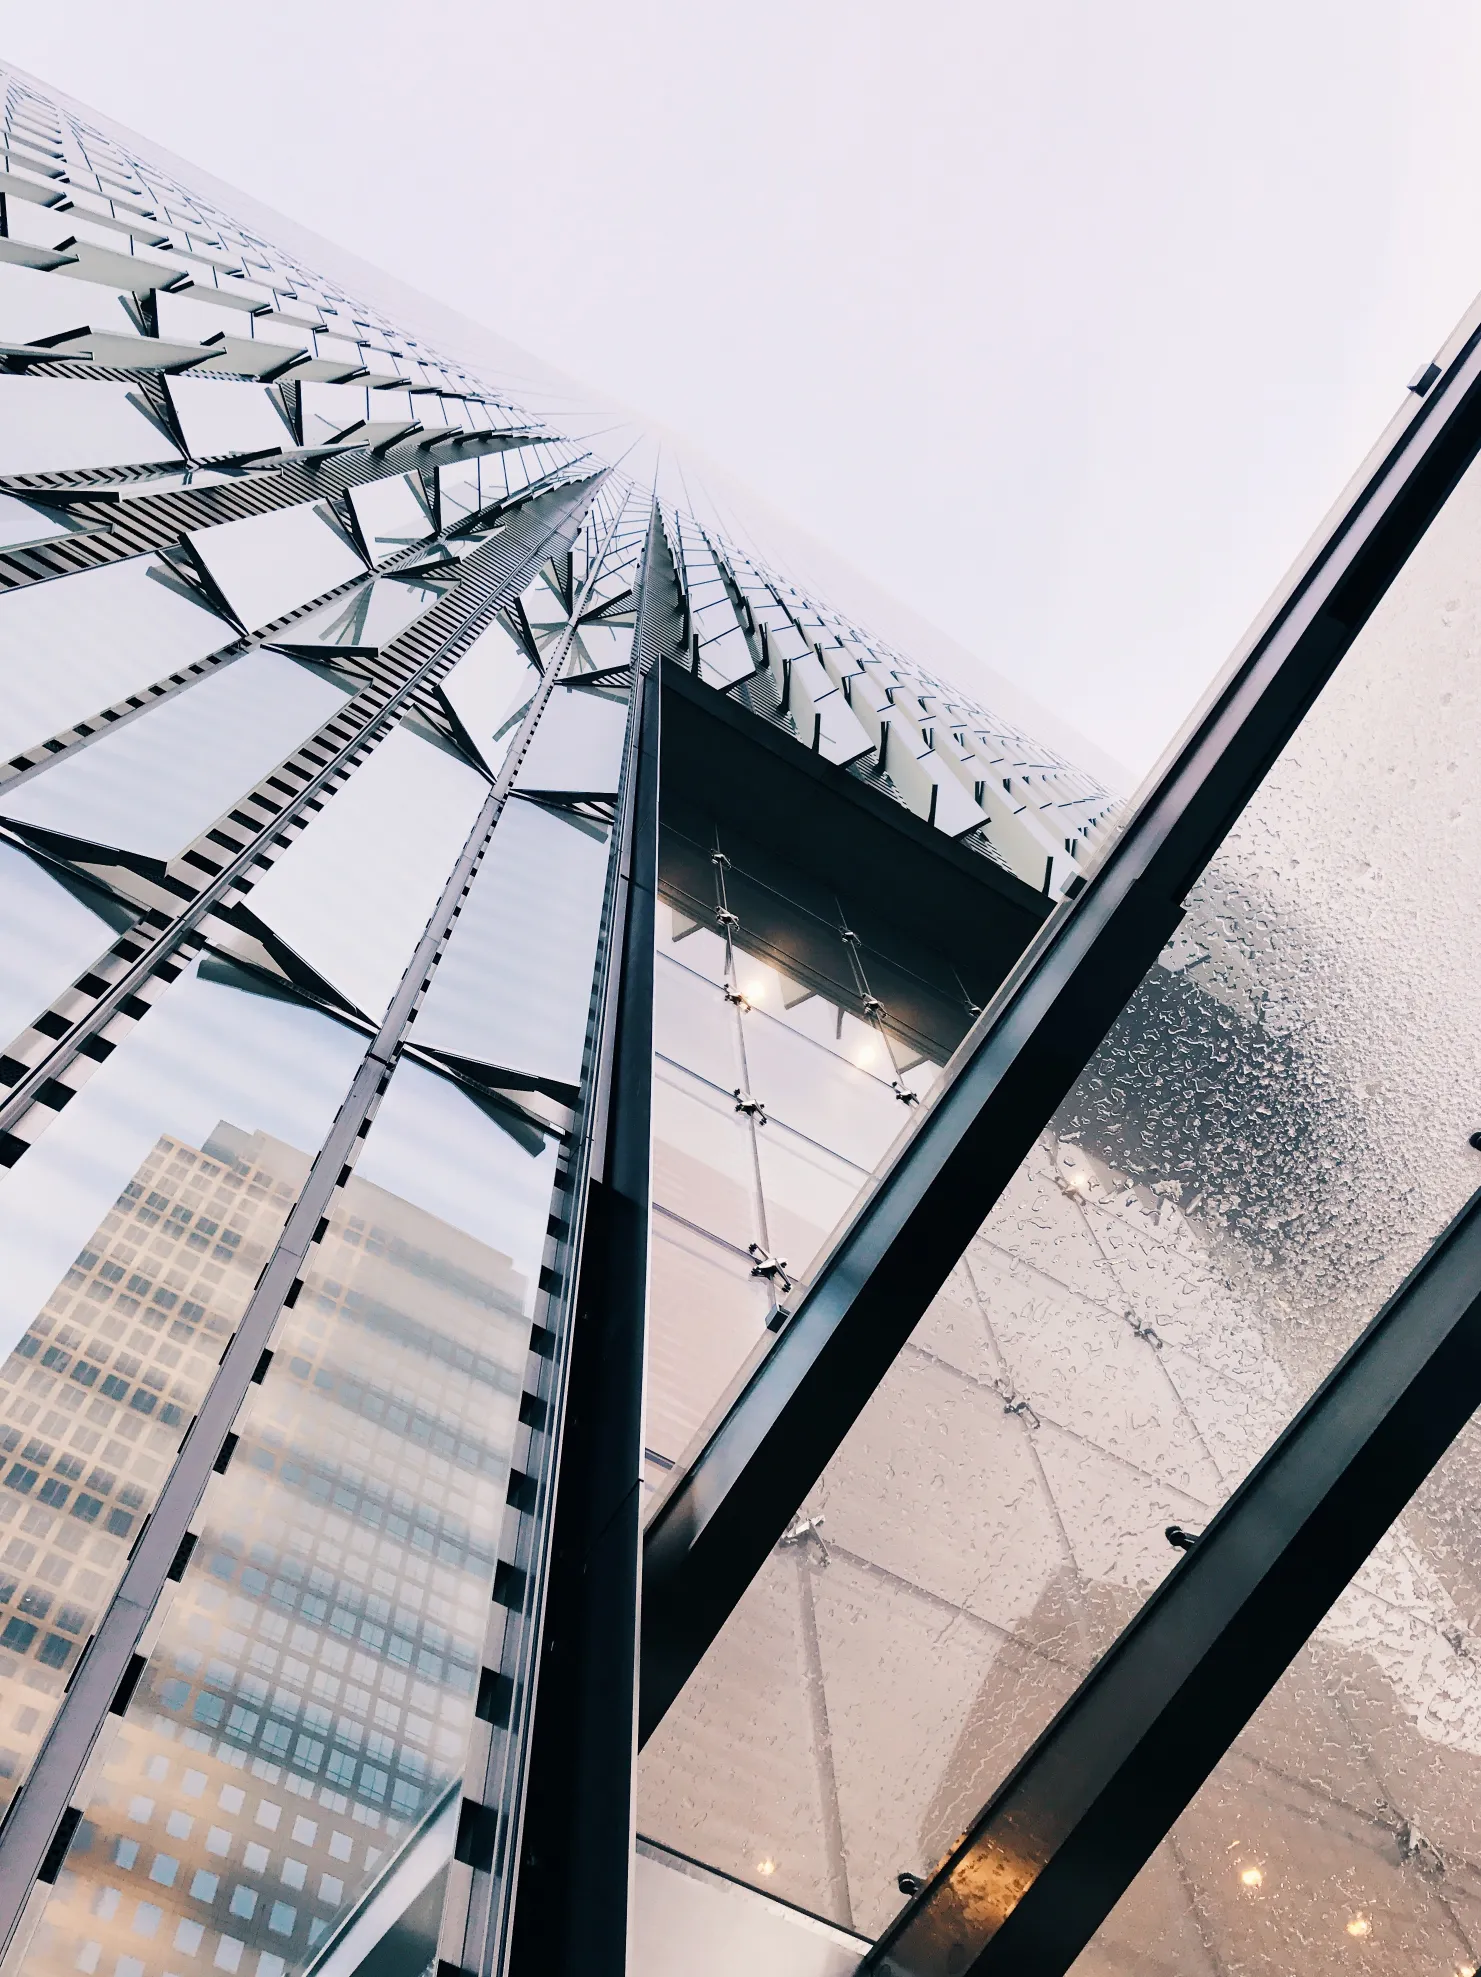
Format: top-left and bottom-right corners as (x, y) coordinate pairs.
(2, 52), (1481, 1977)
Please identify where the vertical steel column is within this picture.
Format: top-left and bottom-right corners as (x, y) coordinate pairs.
(503, 508), (677, 1975)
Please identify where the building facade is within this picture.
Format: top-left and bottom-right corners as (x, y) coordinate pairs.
(2, 54), (1481, 1977)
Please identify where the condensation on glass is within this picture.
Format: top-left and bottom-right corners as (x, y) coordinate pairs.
(639, 423), (1481, 1941)
(1072, 1400), (1481, 1977)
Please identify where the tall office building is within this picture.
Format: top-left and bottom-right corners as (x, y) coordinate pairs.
(1, 53), (1481, 1977)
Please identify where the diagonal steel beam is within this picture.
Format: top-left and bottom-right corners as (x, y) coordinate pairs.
(639, 293), (1481, 1745)
(864, 1184), (1481, 1976)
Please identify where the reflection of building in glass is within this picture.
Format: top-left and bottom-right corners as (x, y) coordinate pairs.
(0, 1127), (305, 1814)
(9, 52), (1481, 1977)
(28, 1121), (531, 1977)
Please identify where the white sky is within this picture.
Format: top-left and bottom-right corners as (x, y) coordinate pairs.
(8, 2), (1481, 782)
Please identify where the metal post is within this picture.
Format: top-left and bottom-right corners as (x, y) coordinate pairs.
(504, 509), (674, 1975)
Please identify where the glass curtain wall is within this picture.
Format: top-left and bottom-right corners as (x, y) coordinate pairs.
(646, 816), (966, 1494)
(0, 63), (665, 1975)
(638, 420), (1481, 1958)
(0, 58), (1142, 1977)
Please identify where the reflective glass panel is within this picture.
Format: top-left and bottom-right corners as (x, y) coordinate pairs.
(655, 954), (743, 1094)
(0, 558), (232, 762)
(514, 684), (627, 796)
(634, 1837), (867, 1977)
(652, 1061), (759, 1255)
(0, 493), (89, 552)
(569, 620), (634, 673)
(30, 1059), (558, 1977)
(0, 377), (180, 477)
(0, 261), (137, 346)
(639, 410), (1481, 1941)
(188, 505), (365, 634)
(518, 573), (567, 633)
(753, 1124), (869, 1288)
(0, 840), (133, 1050)
(413, 795), (611, 1089)
(163, 379), (293, 463)
(243, 726), (489, 1021)
(1074, 1402), (1481, 1976)
(267, 575), (443, 657)
(297, 383), (370, 449)
(153, 288), (256, 349)
(0, 957), (364, 1815)
(437, 620), (538, 780)
(436, 462), (480, 528)
(346, 475), (432, 564)
(0, 651), (350, 859)
(646, 1219), (773, 1479)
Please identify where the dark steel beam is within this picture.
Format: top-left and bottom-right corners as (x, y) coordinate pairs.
(503, 509), (674, 1976)
(864, 1183), (1481, 1976)
(639, 306), (1481, 1746)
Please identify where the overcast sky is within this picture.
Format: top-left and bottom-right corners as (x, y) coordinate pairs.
(8, 3), (1481, 783)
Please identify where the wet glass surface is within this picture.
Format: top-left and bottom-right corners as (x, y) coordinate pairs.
(187, 504), (365, 634)
(1074, 1402), (1481, 1976)
(639, 435), (1481, 1941)
(0, 651), (350, 860)
(0, 959), (364, 1820)
(645, 902), (935, 1522)
(243, 725), (489, 1021)
(0, 558), (233, 763)
(413, 795), (611, 1090)
(30, 1057), (558, 1977)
